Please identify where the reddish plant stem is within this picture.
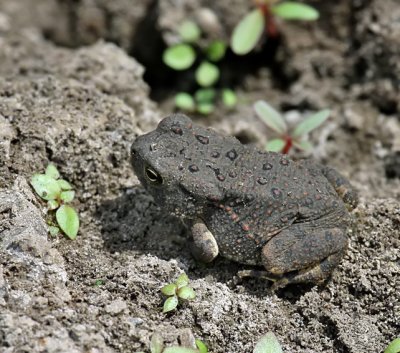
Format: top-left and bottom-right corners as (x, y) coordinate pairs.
(282, 135), (292, 154)
(257, 2), (278, 38)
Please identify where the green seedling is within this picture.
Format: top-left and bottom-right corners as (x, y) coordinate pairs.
(194, 339), (208, 353)
(161, 273), (196, 313)
(254, 100), (330, 154)
(94, 279), (105, 286)
(384, 338), (400, 353)
(231, 0), (319, 55)
(148, 333), (207, 353)
(253, 332), (283, 353)
(162, 20), (236, 114)
(175, 88), (237, 115)
(31, 164), (80, 239)
(162, 20), (224, 85)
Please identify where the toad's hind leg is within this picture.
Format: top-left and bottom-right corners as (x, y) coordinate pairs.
(261, 225), (348, 290)
(319, 165), (358, 210)
(268, 252), (344, 291)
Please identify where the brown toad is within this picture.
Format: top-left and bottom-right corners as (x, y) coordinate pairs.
(131, 114), (358, 290)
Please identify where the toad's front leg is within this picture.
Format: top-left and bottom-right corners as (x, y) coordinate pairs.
(188, 218), (219, 263)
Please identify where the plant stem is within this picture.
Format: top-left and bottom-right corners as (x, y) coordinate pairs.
(257, 2), (278, 37)
(282, 135), (292, 154)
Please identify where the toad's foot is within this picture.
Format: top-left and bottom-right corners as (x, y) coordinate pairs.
(238, 251), (344, 292)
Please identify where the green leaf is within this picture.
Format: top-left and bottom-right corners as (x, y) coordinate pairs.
(253, 332), (283, 353)
(221, 89), (237, 108)
(195, 61), (220, 87)
(175, 273), (189, 288)
(266, 139), (286, 152)
(195, 339), (208, 353)
(45, 164), (60, 179)
(57, 179), (73, 190)
(231, 9), (265, 55)
(195, 88), (216, 103)
(56, 205), (79, 240)
(292, 109), (330, 137)
(272, 2), (319, 21)
(206, 40), (227, 62)
(48, 226), (60, 237)
(47, 199), (59, 210)
(31, 174), (62, 201)
(197, 103), (215, 115)
(175, 93), (195, 111)
(161, 283), (177, 296)
(163, 348), (199, 353)
(60, 190), (75, 203)
(384, 338), (400, 353)
(178, 20), (201, 43)
(150, 332), (164, 353)
(163, 44), (196, 70)
(163, 295), (179, 313)
(177, 286), (196, 300)
(94, 279), (104, 286)
(254, 101), (287, 134)
(292, 140), (313, 152)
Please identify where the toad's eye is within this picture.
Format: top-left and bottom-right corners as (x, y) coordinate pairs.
(145, 166), (163, 185)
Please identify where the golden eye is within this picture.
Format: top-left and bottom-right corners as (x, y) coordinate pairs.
(145, 166), (163, 185)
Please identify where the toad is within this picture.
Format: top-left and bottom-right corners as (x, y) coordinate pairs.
(131, 114), (358, 290)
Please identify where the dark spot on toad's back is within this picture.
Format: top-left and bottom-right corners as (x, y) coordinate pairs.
(171, 125), (183, 135)
(189, 165), (199, 172)
(196, 135), (209, 144)
(263, 163), (273, 170)
(226, 149), (238, 161)
(217, 174), (226, 182)
(257, 177), (268, 185)
(271, 187), (282, 199)
(280, 158), (289, 166)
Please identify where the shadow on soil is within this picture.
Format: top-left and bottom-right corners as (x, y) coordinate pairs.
(95, 186), (315, 300)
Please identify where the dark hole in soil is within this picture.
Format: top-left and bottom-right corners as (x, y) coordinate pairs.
(384, 151), (400, 179)
(129, 0), (296, 103)
(320, 315), (351, 353)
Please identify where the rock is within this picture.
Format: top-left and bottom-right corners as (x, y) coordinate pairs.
(350, 0), (400, 114)
(105, 298), (128, 315)
(0, 0), (152, 51)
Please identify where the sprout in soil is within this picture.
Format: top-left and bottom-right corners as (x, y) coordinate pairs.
(30, 164), (80, 239)
(231, 0), (319, 55)
(162, 20), (237, 114)
(253, 332), (283, 353)
(254, 100), (330, 154)
(161, 273), (196, 313)
(147, 332), (208, 353)
(384, 338), (400, 353)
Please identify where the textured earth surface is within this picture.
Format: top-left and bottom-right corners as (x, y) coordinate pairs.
(0, 0), (399, 353)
